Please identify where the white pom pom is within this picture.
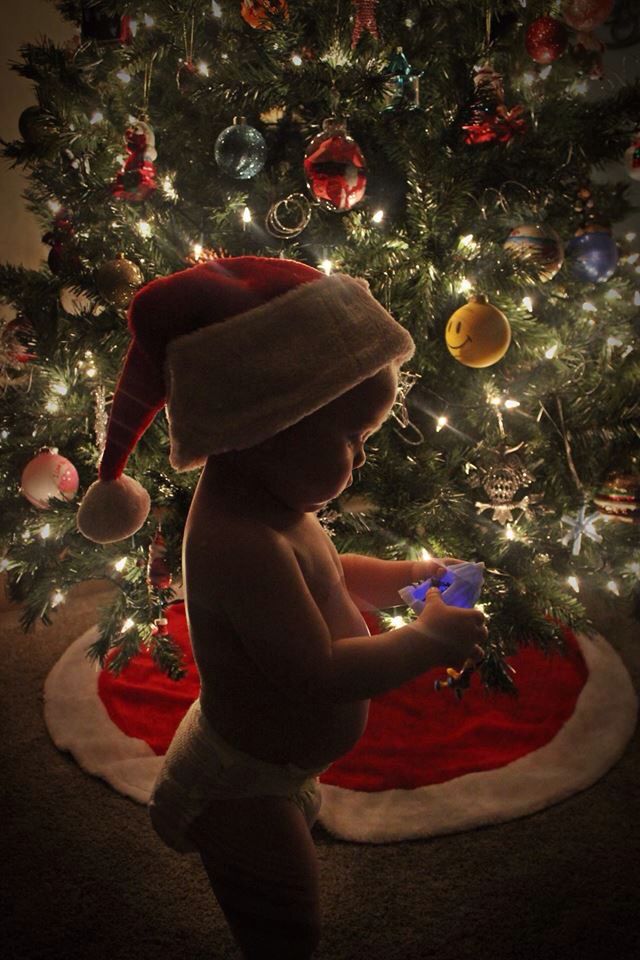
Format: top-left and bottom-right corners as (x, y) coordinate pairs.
(77, 475), (151, 543)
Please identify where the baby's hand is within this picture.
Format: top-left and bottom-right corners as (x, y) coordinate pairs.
(417, 587), (487, 667)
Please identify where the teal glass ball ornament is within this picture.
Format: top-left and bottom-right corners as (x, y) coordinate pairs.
(566, 224), (618, 283)
(214, 116), (266, 179)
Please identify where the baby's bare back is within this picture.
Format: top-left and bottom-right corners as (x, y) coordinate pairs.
(183, 476), (370, 769)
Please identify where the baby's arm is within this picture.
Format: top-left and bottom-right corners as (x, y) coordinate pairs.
(211, 526), (485, 703)
(340, 553), (450, 610)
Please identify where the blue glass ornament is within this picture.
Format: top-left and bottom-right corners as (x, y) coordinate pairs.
(566, 226), (618, 282)
(381, 47), (422, 111)
(214, 116), (266, 179)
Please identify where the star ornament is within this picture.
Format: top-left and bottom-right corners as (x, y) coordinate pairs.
(561, 504), (606, 556)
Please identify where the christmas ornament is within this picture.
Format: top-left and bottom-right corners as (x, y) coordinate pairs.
(594, 474), (640, 524)
(20, 449), (79, 509)
(562, 0), (614, 31)
(381, 48), (422, 111)
(303, 118), (367, 212)
(59, 287), (103, 316)
(503, 223), (564, 281)
(525, 15), (569, 64)
(147, 529), (172, 590)
(561, 503), (606, 555)
(474, 447), (535, 525)
(42, 211), (78, 275)
(0, 313), (36, 388)
(399, 561), (485, 614)
(566, 223), (618, 282)
(81, 3), (131, 43)
(571, 29), (606, 79)
(624, 132), (640, 181)
(445, 296), (511, 368)
(176, 59), (198, 95)
(214, 117), (267, 180)
(111, 119), (157, 202)
(265, 193), (312, 238)
(460, 64), (526, 145)
(18, 106), (54, 145)
(351, 0), (380, 48)
(240, 0), (288, 30)
(95, 255), (144, 309)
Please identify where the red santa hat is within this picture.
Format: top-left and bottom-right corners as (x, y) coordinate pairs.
(77, 256), (415, 543)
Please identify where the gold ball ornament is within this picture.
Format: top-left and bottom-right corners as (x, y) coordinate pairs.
(445, 296), (511, 368)
(95, 255), (144, 309)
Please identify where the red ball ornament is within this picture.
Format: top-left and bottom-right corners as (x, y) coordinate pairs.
(21, 449), (79, 509)
(562, 0), (614, 32)
(303, 118), (367, 212)
(525, 16), (569, 64)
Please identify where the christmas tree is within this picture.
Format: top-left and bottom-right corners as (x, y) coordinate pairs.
(1, 0), (638, 690)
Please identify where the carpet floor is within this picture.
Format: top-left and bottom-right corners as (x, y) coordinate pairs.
(2, 582), (640, 960)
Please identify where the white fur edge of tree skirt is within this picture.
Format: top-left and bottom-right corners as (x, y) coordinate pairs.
(43, 629), (638, 843)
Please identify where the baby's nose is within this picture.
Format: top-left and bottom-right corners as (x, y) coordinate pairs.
(353, 447), (366, 469)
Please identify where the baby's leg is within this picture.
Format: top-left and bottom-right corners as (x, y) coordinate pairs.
(189, 794), (321, 959)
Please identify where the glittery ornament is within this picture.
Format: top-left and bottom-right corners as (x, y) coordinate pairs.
(474, 448), (535, 525)
(503, 223), (564, 281)
(42, 211), (79, 275)
(0, 314), (36, 388)
(303, 118), (367, 212)
(20, 449), (79, 509)
(562, 0), (614, 32)
(111, 119), (157, 202)
(214, 117), (267, 179)
(351, 0), (380, 47)
(525, 15), (569, 64)
(95, 254), (143, 309)
(460, 64), (526, 145)
(566, 223), (618, 282)
(240, 0), (288, 30)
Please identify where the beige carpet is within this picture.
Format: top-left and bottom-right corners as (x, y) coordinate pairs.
(3, 581), (640, 960)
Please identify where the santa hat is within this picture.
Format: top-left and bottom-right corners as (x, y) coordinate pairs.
(77, 256), (415, 543)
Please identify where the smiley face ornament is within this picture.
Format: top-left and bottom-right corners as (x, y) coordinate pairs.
(445, 295), (511, 368)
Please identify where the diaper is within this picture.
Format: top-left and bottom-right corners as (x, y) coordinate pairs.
(148, 700), (326, 853)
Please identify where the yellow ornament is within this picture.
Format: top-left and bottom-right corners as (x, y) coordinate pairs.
(445, 296), (511, 368)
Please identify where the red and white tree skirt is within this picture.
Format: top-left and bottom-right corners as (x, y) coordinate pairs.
(44, 602), (637, 843)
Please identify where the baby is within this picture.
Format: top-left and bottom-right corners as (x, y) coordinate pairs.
(77, 256), (487, 960)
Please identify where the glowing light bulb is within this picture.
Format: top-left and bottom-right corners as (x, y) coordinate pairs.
(505, 524), (516, 540)
(51, 382), (68, 396)
(545, 343), (558, 359)
(625, 232), (636, 243)
(86, 365), (97, 378)
(420, 548), (431, 561)
(390, 615), (406, 628)
(539, 65), (552, 79)
(458, 277), (472, 294)
(627, 253), (639, 265)
(521, 295), (533, 312)
(436, 415), (448, 432)
(291, 53), (303, 66)
(604, 288), (621, 300)
(40, 524), (51, 539)
(197, 61), (209, 76)
(144, 14), (155, 27)
(47, 199), (63, 215)
(51, 590), (66, 607)
(582, 301), (597, 312)
(212, 1), (223, 15)
(89, 110), (104, 124)
(193, 242), (203, 260)
(458, 234), (476, 251)
(114, 558), (127, 572)
(607, 336), (623, 348)
(0, 558), (9, 571)
(137, 220), (152, 239)
(242, 207), (252, 224)
(0, 429), (8, 440)
(121, 618), (135, 633)
(372, 209), (385, 224)
(567, 576), (580, 593)
(320, 259), (333, 275)
(45, 399), (60, 414)
(162, 175), (178, 200)
(607, 580), (620, 595)
(116, 70), (131, 84)
(504, 399), (520, 409)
